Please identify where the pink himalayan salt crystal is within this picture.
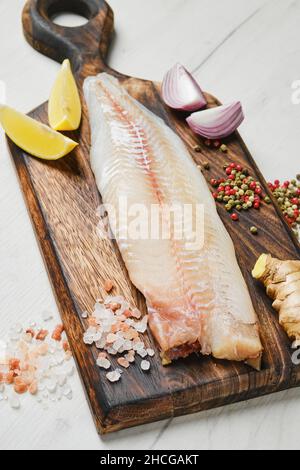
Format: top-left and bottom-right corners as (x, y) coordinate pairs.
(28, 381), (38, 395)
(131, 308), (142, 319)
(117, 357), (130, 368)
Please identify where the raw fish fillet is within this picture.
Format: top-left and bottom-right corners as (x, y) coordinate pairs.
(84, 73), (262, 366)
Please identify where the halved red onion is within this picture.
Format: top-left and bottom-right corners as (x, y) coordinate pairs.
(186, 101), (244, 139)
(161, 63), (207, 112)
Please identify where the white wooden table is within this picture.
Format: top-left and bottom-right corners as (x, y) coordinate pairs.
(0, 0), (299, 450)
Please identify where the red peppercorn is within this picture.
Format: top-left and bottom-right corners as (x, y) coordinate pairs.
(229, 189), (236, 196)
(236, 164), (242, 172)
(225, 190), (231, 196)
(228, 174), (234, 180)
(226, 167), (232, 175)
(274, 180), (280, 186)
(213, 140), (221, 148)
(294, 209), (300, 217)
(217, 186), (224, 193)
(291, 198), (299, 205)
(255, 187), (262, 195)
(225, 185), (231, 191)
(283, 180), (290, 188)
(204, 139), (211, 147)
(212, 192), (218, 199)
(231, 213), (239, 221)
(254, 202), (260, 209)
(219, 178), (226, 183)
(210, 179), (218, 187)
(249, 181), (256, 190)
(230, 163), (236, 169)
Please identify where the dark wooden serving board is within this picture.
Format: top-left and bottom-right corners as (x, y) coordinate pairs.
(7, 0), (300, 434)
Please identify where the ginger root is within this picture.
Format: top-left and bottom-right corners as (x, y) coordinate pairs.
(252, 254), (300, 344)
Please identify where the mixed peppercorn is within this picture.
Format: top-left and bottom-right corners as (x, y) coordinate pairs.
(210, 163), (269, 226)
(268, 176), (300, 233)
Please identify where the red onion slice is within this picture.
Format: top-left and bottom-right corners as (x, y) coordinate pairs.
(186, 101), (244, 139)
(161, 63), (207, 112)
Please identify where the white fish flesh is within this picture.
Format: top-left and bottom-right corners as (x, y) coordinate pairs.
(84, 73), (262, 367)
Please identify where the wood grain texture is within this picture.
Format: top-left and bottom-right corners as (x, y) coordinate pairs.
(6, 0), (300, 434)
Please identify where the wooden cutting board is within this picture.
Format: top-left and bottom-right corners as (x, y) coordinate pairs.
(8, 0), (300, 434)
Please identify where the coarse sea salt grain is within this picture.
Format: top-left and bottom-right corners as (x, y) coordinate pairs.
(146, 348), (155, 357)
(57, 374), (67, 387)
(133, 341), (144, 351)
(81, 311), (88, 319)
(106, 370), (121, 383)
(113, 338), (125, 352)
(46, 379), (57, 394)
(140, 360), (151, 371)
(41, 311), (53, 322)
(96, 357), (111, 370)
(137, 349), (148, 358)
(62, 384), (72, 397)
(10, 395), (20, 409)
(124, 352), (135, 363)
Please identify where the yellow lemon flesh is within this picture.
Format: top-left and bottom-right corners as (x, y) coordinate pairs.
(48, 59), (82, 131)
(0, 105), (78, 160)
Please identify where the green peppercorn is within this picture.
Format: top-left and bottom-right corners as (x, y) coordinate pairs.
(242, 203), (249, 210)
(223, 196), (230, 202)
(220, 144), (228, 153)
(217, 196), (224, 202)
(225, 204), (232, 211)
(241, 184), (248, 191)
(264, 196), (271, 204)
(250, 226), (258, 235)
(240, 174), (246, 180)
(236, 205), (242, 211)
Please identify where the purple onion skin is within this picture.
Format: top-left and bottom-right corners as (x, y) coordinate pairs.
(186, 103), (244, 139)
(161, 63), (207, 112)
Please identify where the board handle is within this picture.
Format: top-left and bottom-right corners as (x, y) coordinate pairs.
(22, 0), (114, 80)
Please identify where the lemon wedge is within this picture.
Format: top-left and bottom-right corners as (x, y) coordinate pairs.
(48, 59), (82, 131)
(0, 105), (78, 160)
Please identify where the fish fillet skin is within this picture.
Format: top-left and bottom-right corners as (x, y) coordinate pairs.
(84, 73), (262, 365)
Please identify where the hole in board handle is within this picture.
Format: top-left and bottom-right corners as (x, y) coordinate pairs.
(47, 0), (99, 27)
(52, 12), (89, 27)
